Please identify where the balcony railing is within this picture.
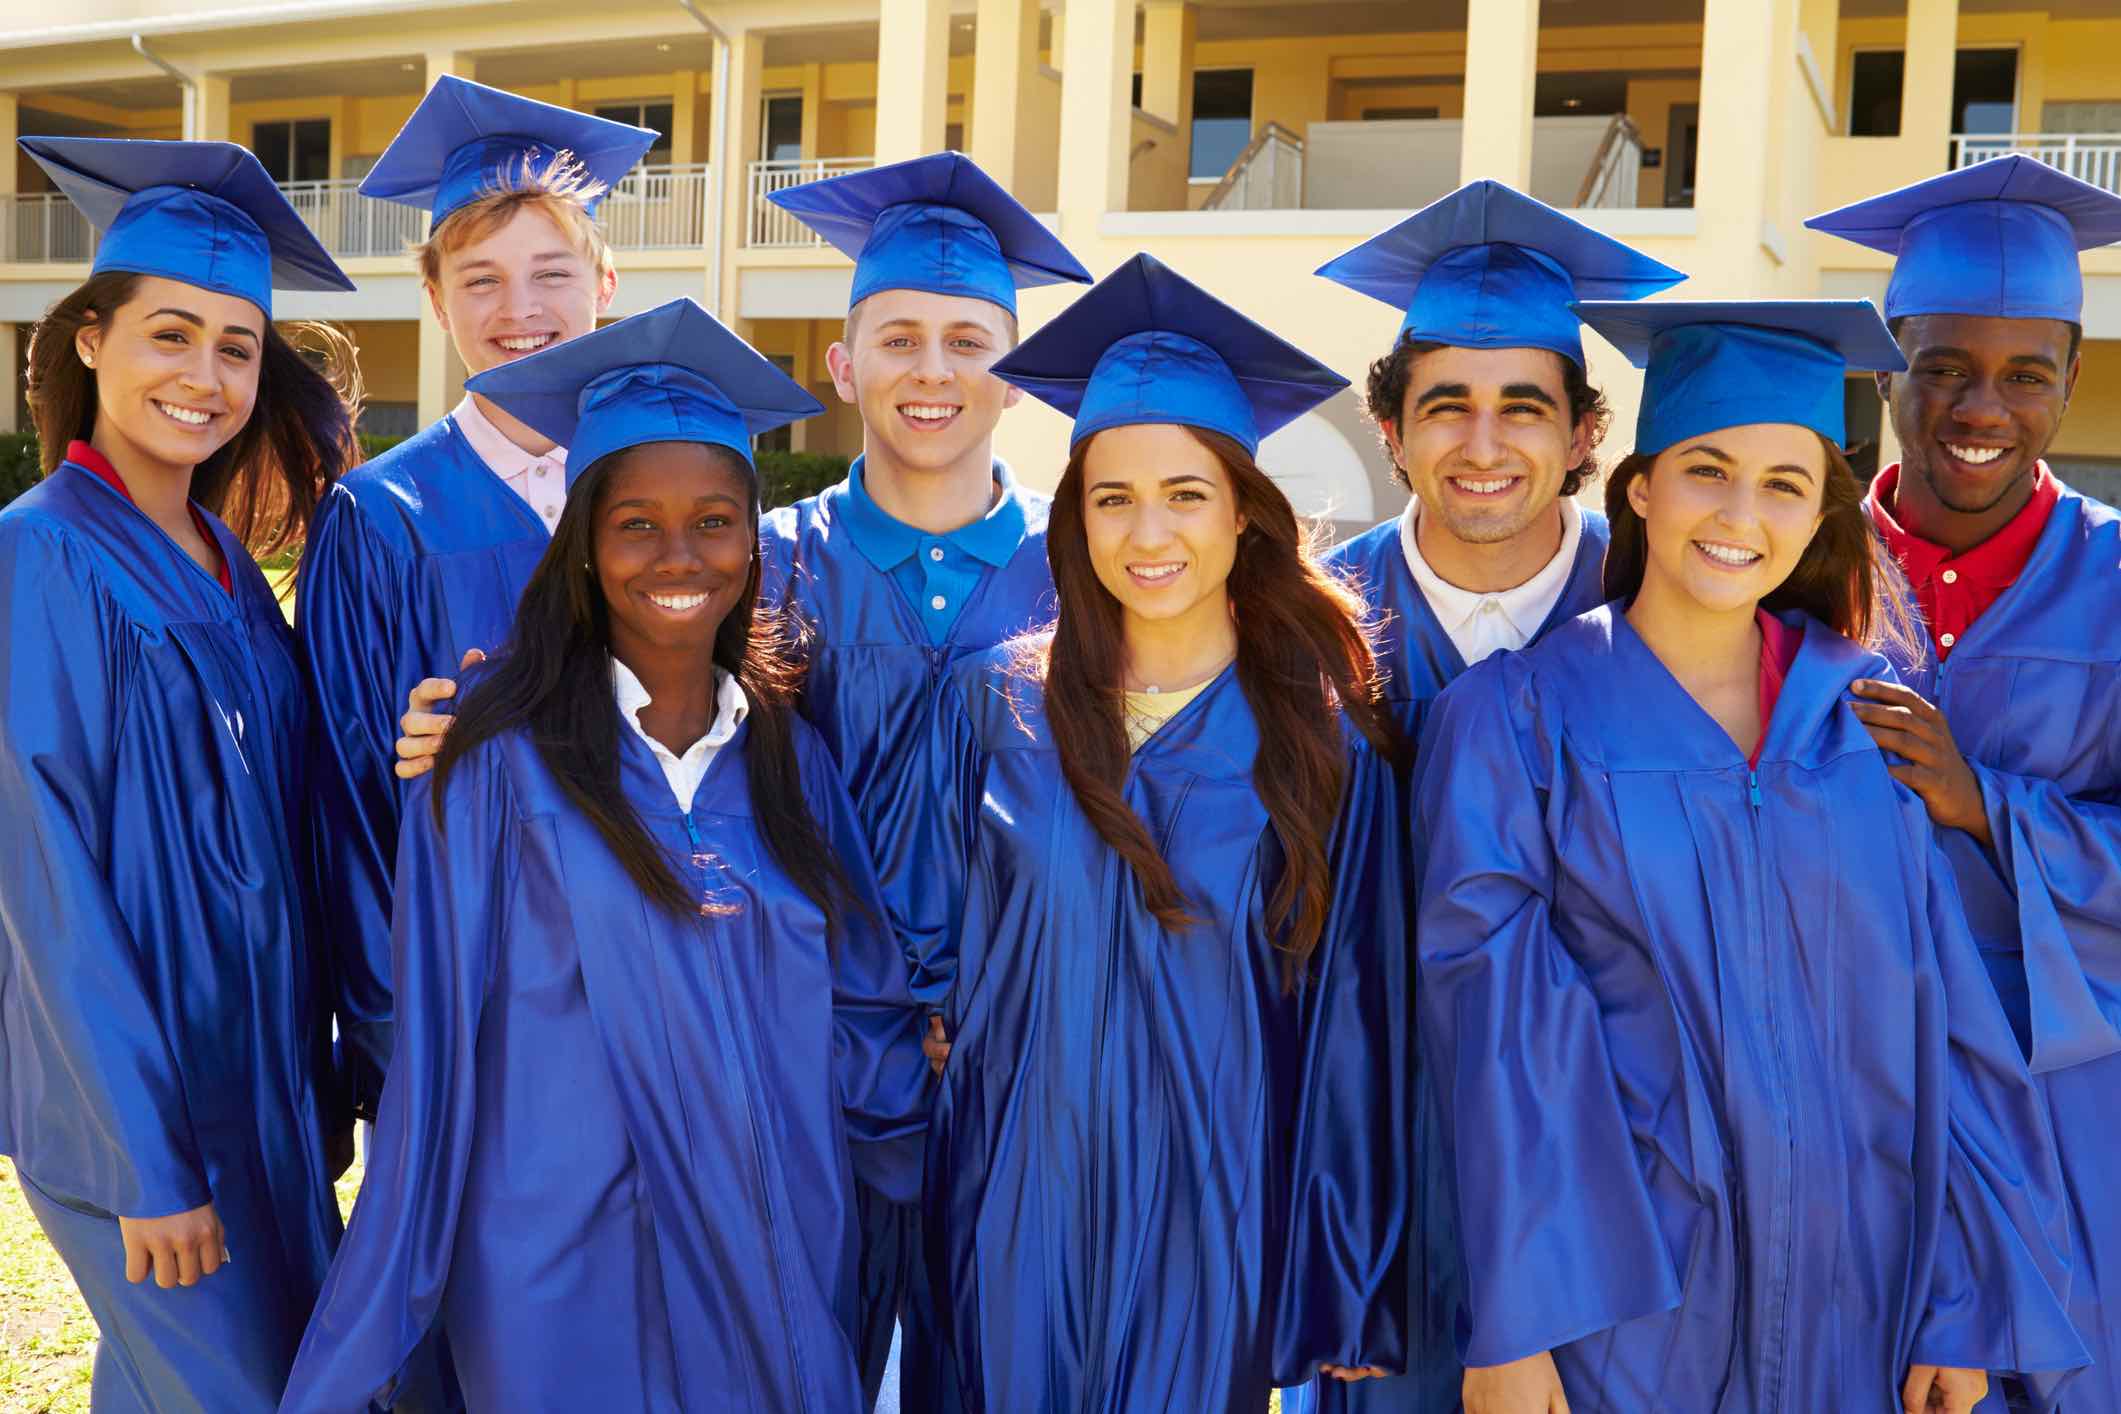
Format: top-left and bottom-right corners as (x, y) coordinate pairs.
(1952, 133), (2121, 195)
(1201, 123), (1304, 212)
(747, 158), (874, 247)
(2, 163), (716, 268)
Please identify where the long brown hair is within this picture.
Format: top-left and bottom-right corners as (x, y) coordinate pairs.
(23, 270), (363, 564)
(1026, 425), (1404, 984)
(1603, 432), (1921, 656)
(431, 445), (857, 932)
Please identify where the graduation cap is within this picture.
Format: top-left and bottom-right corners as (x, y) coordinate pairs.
(1573, 298), (1906, 454)
(18, 136), (353, 316)
(989, 252), (1347, 455)
(765, 151), (1091, 315)
(1314, 179), (1685, 365)
(1806, 154), (2121, 324)
(360, 75), (659, 227)
(464, 298), (824, 486)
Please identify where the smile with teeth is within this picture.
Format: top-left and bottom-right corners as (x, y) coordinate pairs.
(495, 333), (556, 352)
(1945, 443), (2008, 466)
(1694, 540), (1762, 568)
(647, 590), (710, 612)
(900, 403), (960, 424)
(154, 400), (213, 426)
(1128, 562), (1185, 583)
(1450, 475), (1516, 495)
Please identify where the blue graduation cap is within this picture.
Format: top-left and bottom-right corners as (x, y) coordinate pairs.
(1806, 155), (2121, 324)
(360, 75), (659, 227)
(1315, 179), (1685, 364)
(18, 137), (353, 316)
(1574, 299), (1906, 454)
(990, 253), (1347, 455)
(765, 152), (1091, 315)
(464, 298), (824, 486)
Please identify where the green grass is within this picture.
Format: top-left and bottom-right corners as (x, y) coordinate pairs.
(0, 1156), (363, 1413)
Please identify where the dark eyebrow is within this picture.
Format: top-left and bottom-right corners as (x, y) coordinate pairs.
(1768, 463), (1816, 482)
(1414, 381), (1472, 404)
(1086, 473), (1214, 493)
(2006, 352), (2063, 373)
(148, 307), (258, 340)
(1500, 382), (1560, 408)
(1675, 443), (1734, 462)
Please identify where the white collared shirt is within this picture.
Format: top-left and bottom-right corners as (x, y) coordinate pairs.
(452, 394), (569, 533)
(1399, 494), (1584, 667)
(612, 660), (750, 812)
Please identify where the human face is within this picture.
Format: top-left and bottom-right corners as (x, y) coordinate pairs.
(1627, 423), (1827, 617)
(1386, 344), (1593, 545)
(430, 206), (613, 376)
(826, 288), (1022, 477)
(76, 275), (263, 478)
(1882, 313), (2077, 518)
(593, 443), (756, 673)
(1080, 423), (1246, 632)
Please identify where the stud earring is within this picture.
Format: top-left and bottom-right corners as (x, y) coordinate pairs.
(81, 354), (95, 369)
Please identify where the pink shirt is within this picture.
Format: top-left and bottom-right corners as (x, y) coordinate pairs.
(451, 394), (568, 533)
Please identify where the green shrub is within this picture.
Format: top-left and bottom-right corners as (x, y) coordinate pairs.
(757, 448), (849, 510)
(0, 433), (42, 509)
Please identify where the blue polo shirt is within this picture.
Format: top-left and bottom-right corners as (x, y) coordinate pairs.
(838, 455), (1032, 644)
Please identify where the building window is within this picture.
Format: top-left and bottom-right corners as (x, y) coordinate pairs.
(1847, 47), (2019, 139)
(1363, 106), (1441, 121)
(1848, 50), (1905, 136)
(1190, 69), (1254, 182)
(593, 102), (675, 165)
(761, 95), (803, 162)
(253, 119), (331, 184)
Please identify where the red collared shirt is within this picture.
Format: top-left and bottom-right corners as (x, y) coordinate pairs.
(1752, 608), (1803, 769)
(1864, 462), (2059, 660)
(67, 439), (232, 592)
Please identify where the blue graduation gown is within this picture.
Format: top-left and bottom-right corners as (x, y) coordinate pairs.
(916, 656), (1408, 1413)
(1882, 486), (2121, 1414)
(760, 473), (1055, 1409)
(297, 416), (549, 1110)
(1293, 508), (1609, 1414)
(0, 463), (342, 1412)
(1414, 604), (2087, 1409)
(277, 710), (930, 1413)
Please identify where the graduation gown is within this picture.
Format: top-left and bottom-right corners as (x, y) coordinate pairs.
(277, 710), (930, 1413)
(1881, 486), (2121, 1414)
(297, 416), (550, 1110)
(759, 472), (1054, 1406)
(916, 655), (1408, 1413)
(1291, 508), (1609, 1414)
(0, 463), (342, 1412)
(1414, 604), (2087, 1410)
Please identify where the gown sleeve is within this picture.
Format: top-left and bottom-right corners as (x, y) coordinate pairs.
(1967, 762), (2121, 1074)
(1908, 822), (2089, 1384)
(295, 488), (412, 1115)
(1411, 657), (1680, 1368)
(1271, 734), (1411, 1383)
(0, 520), (209, 1219)
(278, 752), (506, 1413)
(798, 726), (930, 1206)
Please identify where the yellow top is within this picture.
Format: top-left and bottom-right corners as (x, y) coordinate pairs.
(1123, 679), (1214, 751)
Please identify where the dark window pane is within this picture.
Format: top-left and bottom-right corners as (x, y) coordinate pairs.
(1364, 106), (1440, 121)
(1850, 50), (1905, 137)
(1533, 71), (1629, 117)
(1131, 73), (1143, 109)
(763, 96), (803, 161)
(253, 121), (293, 182)
(1952, 48), (2018, 134)
(643, 103), (675, 143)
(293, 119), (331, 183)
(1189, 69), (1253, 180)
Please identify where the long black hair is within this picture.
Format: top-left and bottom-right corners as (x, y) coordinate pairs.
(430, 443), (853, 928)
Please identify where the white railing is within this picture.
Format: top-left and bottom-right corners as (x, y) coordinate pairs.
(1576, 114), (1645, 210)
(1201, 123), (1304, 212)
(747, 157), (874, 247)
(1952, 133), (2121, 195)
(2, 163), (716, 268)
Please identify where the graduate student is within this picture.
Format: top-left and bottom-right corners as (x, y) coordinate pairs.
(298, 76), (656, 1116)
(915, 253), (1411, 1412)
(1809, 156), (2121, 1414)
(1293, 181), (1682, 1414)
(277, 300), (931, 1414)
(762, 151), (1091, 1411)
(1, 137), (360, 1413)
(1417, 297), (2087, 1414)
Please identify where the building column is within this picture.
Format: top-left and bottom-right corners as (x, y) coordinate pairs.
(1057, 0), (1133, 230)
(0, 323), (19, 436)
(970, 0), (1040, 191)
(1900, 0), (1960, 159)
(1693, 0), (1795, 291)
(671, 70), (698, 166)
(417, 52), (475, 428)
(715, 27), (765, 318)
(876, 0), (951, 161)
(1458, 0), (1538, 188)
(186, 73), (231, 143)
(1139, 1), (1196, 133)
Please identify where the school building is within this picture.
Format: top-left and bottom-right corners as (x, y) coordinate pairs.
(4, 0), (2119, 527)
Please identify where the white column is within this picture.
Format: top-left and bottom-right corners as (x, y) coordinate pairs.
(875, 0), (951, 161)
(970, 0), (1040, 190)
(1057, 0), (1133, 226)
(417, 52), (475, 428)
(186, 72), (232, 143)
(1139, 1), (1196, 132)
(1458, 0), (1538, 188)
(715, 28), (765, 322)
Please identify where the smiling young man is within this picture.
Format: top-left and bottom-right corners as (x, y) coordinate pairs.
(1810, 156), (2121, 1414)
(296, 78), (654, 1121)
(1283, 180), (1684, 1414)
(761, 152), (1092, 1414)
